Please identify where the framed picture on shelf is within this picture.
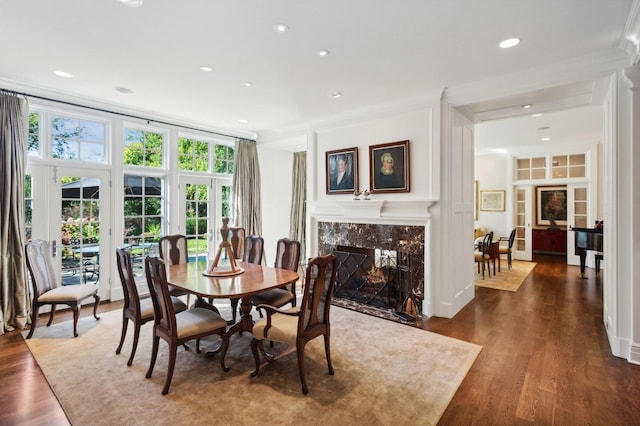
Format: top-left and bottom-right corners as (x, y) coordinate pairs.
(480, 190), (505, 211)
(536, 186), (567, 226)
(369, 140), (410, 193)
(325, 147), (358, 194)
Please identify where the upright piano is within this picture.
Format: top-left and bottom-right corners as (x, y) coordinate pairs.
(572, 227), (603, 278)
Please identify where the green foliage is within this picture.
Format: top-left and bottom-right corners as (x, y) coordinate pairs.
(124, 128), (163, 167)
(178, 138), (209, 172)
(28, 112), (39, 153)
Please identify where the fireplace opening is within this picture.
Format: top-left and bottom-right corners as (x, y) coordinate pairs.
(333, 245), (415, 320)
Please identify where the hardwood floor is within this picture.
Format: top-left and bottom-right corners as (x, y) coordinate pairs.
(1, 255), (639, 425)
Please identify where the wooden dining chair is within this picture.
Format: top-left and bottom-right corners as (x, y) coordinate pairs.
(115, 248), (187, 366)
(158, 234), (191, 306)
(250, 253), (338, 395)
(25, 239), (100, 338)
(250, 238), (301, 317)
(144, 256), (229, 395)
(498, 228), (516, 271)
(474, 232), (494, 279)
(230, 235), (264, 323)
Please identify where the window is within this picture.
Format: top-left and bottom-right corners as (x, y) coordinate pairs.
(123, 128), (164, 168)
(25, 174), (32, 240)
(178, 137), (209, 172)
(123, 174), (164, 250)
(516, 157), (546, 180)
(551, 154), (586, 179)
(185, 183), (209, 259)
(51, 115), (106, 162)
(28, 112), (39, 157)
(214, 144), (234, 174)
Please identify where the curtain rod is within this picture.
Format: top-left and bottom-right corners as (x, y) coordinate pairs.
(1, 87), (255, 142)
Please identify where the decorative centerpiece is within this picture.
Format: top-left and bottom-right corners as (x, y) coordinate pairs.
(203, 218), (245, 277)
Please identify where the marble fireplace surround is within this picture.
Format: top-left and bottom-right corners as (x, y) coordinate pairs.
(308, 200), (436, 317)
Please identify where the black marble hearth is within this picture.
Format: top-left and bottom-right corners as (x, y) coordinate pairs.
(318, 222), (425, 322)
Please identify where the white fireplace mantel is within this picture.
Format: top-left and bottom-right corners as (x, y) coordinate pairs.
(308, 199), (437, 225)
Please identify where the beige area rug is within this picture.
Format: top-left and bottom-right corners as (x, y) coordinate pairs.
(474, 260), (537, 292)
(24, 303), (481, 426)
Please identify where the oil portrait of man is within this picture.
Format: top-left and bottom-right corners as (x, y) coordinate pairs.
(326, 148), (358, 194)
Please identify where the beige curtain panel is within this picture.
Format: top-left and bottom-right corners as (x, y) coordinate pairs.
(0, 90), (30, 334)
(232, 138), (262, 237)
(289, 151), (306, 261)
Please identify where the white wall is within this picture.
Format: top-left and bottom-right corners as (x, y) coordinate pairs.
(257, 145), (294, 263)
(474, 154), (511, 239)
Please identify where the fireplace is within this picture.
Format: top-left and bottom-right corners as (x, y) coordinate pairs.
(317, 221), (425, 322)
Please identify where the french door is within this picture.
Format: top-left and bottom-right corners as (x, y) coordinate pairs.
(27, 165), (111, 301)
(513, 185), (533, 261)
(178, 176), (232, 262)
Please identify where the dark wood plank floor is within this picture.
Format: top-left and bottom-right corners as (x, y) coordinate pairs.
(1, 254), (639, 425)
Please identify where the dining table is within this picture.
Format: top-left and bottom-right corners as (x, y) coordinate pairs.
(165, 260), (299, 366)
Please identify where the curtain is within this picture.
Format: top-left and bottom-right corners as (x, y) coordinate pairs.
(289, 151), (306, 261)
(0, 90), (29, 334)
(232, 138), (262, 236)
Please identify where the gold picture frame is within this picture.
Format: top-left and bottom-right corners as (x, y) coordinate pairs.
(480, 190), (505, 212)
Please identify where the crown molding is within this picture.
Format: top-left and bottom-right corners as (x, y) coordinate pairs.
(621, 0), (640, 65)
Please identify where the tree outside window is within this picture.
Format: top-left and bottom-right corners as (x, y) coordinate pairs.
(124, 128), (164, 167)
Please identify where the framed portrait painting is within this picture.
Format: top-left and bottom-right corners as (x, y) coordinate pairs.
(536, 186), (567, 226)
(326, 147), (358, 194)
(369, 140), (410, 193)
(480, 190), (505, 211)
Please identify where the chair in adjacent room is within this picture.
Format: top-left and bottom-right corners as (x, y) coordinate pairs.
(498, 228), (516, 271)
(115, 248), (187, 366)
(144, 256), (229, 395)
(250, 253), (338, 395)
(229, 234), (264, 323)
(250, 238), (301, 317)
(158, 234), (191, 306)
(474, 232), (494, 279)
(25, 239), (100, 338)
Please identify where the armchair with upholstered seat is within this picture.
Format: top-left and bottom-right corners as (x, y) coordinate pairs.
(144, 256), (229, 395)
(25, 239), (100, 338)
(250, 253), (338, 395)
(229, 234), (263, 323)
(250, 238), (301, 317)
(115, 248), (187, 366)
(474, 232), (493, 279)
(158, 234), (191, 306)
(498, 228), (516, 271)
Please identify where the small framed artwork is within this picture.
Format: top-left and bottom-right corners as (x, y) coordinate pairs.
(536, 185), (567, 226)
(369, 140), (410, 193)
(326, 147), (358, 194)
(480, 190), (505, 211)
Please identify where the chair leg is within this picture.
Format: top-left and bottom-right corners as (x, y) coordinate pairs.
(115, 315), (129, 354)
(92, 293), (101, 320)
(297, 341), (309, 395)
(250, 338), (261, 377)
(162, 346), (178, 395)
(508, 252), (512, 269)
(230, 298), (239, 323)
(146, 336), (160, 379)
(46, 304), (57, 326)
(26, 303), (39, 339)
(71, 303), (80, 337)
(323, 333), (334, 376)
(127, 322), (142, 366)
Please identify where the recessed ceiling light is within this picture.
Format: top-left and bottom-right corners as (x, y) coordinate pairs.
(54, 70), (73, 78)
(329, 91), (342, 98)
(522, 104), (532, 109)
(318, 50), (330, 57)
(242, 81), (253, 87)
(273, 23), (289, 33)
(115, 87), (134, 94)
(119, 0), (143, 7)
(238, 119), (249, 123)
(499, 38), (520, 48)
(541, 137), (551, 141)
(531, 113), (543, 117)
(199, 66), (213, 72)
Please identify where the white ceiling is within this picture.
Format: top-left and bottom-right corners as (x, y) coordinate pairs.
(0, 0), (636, 149)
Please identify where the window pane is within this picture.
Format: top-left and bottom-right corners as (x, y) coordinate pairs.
(28, 112), (39, 156)
(51, 116), (106, 163)
(124, 128), (164, 168)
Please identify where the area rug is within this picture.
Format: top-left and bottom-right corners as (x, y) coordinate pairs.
(474, 260), (537, 292)
(24, 304), (481, 426)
